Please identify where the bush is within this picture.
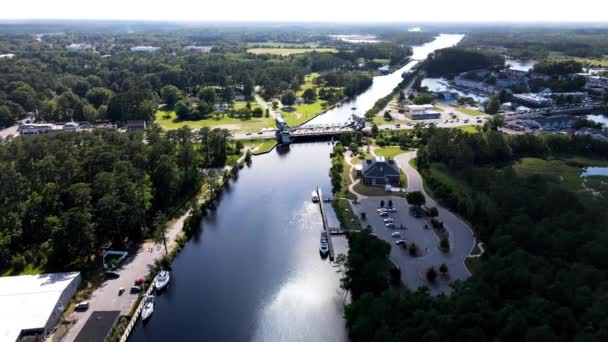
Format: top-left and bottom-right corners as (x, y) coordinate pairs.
(426, 267), (438, 282)
(439, 237), (450, 252)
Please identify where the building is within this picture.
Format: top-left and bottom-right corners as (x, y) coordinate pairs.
(360, 156), (401, 187)
(184, 46), (212, 53)
(453, 77), (498, 94)
(18, 123), (59, 135)
(130, 46), (161, 53)
(520, 115), (577, 131)
(574, 127), (608, 142)
(500, 102), (513, 111)
(66, 43), (93, 51)
(0, 272), (81, 342)
(234, 92), (246, 101)
(123, 120), (147, 131)
(513, 93), (553, 107)
(378, 65), (390, 74)
(584, 76), (608, 94)
(0, 53), (15, 59)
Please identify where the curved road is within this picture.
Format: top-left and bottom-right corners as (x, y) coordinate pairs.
(349, 150), (476, 295)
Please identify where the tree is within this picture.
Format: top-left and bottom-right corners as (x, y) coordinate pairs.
(388, 200), (393, 208)
(302, 88), (317, 103)
(252, 107), (264, 117)
(439, 263), (448, 275)
(174, 100), (191, 120)
(484, 95), (500, 114)
(281, 90), (297, 106)
(414, 92), (434, 105)
(85, 87), (114, 108)
(408, 243), (419, 256)
(486, 114), (505, 131)
(380, 200), (385, 208)
(426, 267), (438, 282)
(428, 207), (439, 217)
(371, 124), (379, 137)
(439, 237), (450, 252)
(161, 85), (183, 109)
(198, 87), (216, 104)
(152, 212), (168, 255)
(406, 191), (426, 207)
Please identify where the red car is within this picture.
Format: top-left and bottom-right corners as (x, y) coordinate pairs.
(134, 277), (145, 285)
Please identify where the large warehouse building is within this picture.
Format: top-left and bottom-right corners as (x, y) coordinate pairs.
(0, 272), (81, 342)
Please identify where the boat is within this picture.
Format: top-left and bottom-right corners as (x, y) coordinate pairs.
(320, 232), (329, 254)
(154, 270), (170, 291)
(311, 191), (319, 203)
(141, 295), (155, 321)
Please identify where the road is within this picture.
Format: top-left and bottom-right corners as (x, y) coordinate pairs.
(349, 150), (476, 295)
(62, 212), (190, 341)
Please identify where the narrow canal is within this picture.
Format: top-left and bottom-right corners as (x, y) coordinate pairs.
(130, 34), (464, 342)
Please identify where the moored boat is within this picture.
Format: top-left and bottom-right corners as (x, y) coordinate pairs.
(141, 295), (155, 321)
(154, 270), (170, 291)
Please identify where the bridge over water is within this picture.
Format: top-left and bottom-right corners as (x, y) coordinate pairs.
(275, 113), (366, 144)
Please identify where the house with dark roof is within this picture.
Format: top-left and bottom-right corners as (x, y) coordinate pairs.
(360, 156), (401, 187)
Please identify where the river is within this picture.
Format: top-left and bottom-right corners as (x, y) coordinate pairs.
(308, 34), (464, 125)
(130, 33), (463, 342)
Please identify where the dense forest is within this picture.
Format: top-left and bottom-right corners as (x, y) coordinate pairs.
(425, 48), (505, 77)
(343, 128), (608, 342)
(0, 28), (419, 128)
(0, 125), (236, 273)
(460, 29), (608, 59)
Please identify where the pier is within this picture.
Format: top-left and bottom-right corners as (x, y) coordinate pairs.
(316, 187), (335, 260)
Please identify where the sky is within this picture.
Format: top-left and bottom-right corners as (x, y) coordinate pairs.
(1, 0), (608, 23)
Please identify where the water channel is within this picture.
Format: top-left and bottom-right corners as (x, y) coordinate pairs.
(130, 33), (464, 342)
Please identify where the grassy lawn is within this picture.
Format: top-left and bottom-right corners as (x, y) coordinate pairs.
(373, 58), (390, 65)
(457, 107), (485, 116)
(1, 263), (44, 276)
(155, 110), (275, 133)
(332, 198), (362, 231)
(254, 140), (277, 154)
(247, 48), (338, 56)
(512, 157), (586, 190)
(455, 125), (480, 133)
(427, 163), (471, 199)
(549, 54), (608, 67)
(374, 146), (408, 159)
(245, 41), (321, 48)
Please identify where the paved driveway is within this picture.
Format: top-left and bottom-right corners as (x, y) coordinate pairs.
(349, 151), (476, 295)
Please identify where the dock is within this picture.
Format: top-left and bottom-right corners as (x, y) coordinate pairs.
(316, 187), (335, 260)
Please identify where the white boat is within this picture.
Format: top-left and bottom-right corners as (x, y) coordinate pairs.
(141, 295), (154, 321)
(320, 232), (329, 254)
(154, 270), (170, 291)
(311, 191), (319, 203)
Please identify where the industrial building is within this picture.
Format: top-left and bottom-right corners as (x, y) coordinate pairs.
(0, 272), (81, 342)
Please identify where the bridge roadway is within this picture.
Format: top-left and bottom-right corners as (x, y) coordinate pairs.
(508, 101), (606, 116)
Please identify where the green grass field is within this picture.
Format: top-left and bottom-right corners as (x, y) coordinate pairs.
(279, 72), (331, 126)
(457, 107), (485, 116)
(332, 198), (362, 231)
(245, 41), (322, 48)
(155, 108), (275, 133)
(513, 157), (585, 190)
(549, 54), (608, 67)
(455, 125), (481, 133)
(374, 146), (407, 159)
(246, 47), (338, 56)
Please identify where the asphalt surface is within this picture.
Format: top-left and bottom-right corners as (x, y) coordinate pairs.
(350, 151), (476, 295)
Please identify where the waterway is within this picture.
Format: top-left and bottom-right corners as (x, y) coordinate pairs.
(582, 167), (608, 177)
(587, 114), (608, 126)
(309, 34), (464, 125)
(131, 33), (464, 342)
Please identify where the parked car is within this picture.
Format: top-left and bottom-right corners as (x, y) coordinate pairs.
(383, 218), (394, 223)
(75, 301), (89, 311)
(245, 131), (252, 136)
(130, 286), (142, 294)
(387, 208), (397, 213)
(395, 240), (406, 246)
(391, 232), (401, 238)
(385, 223), (395, 228)
(379, 211), (389, 217)
(395, 124), (401, 128)
(104, 271), (120, 279)
(377, 208), (388, 213)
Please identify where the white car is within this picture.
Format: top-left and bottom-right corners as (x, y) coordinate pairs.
(387, 208), (397, 213)
(385, 223), (395, 228)
(395, 240), (406, 246)
(379, 211), (389, 217)
(391, 232), (401, 238)
(377, 208), (389, 213)
(383, 218), (394, 223)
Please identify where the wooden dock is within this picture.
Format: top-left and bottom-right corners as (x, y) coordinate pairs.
(316, 187), (335, 260)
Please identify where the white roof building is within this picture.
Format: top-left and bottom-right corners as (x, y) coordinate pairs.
(66, 43), (93, 51)
(0, 272), (81, 342)
(0, 53), (15, 59)
(130, 46), (161, 52)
